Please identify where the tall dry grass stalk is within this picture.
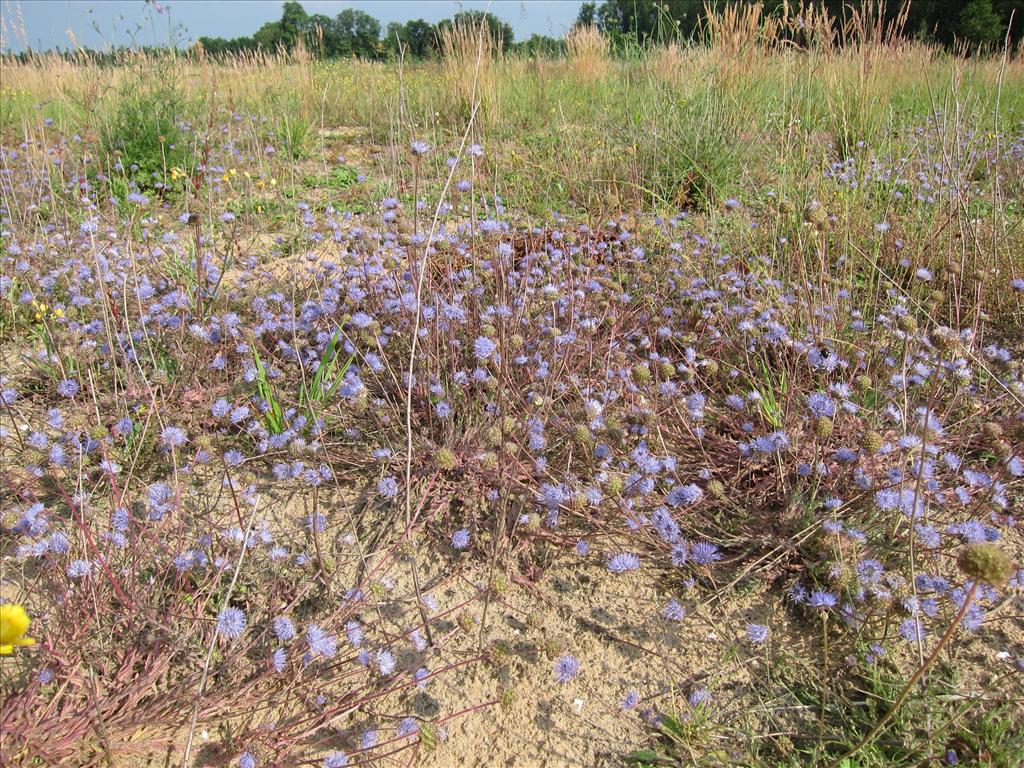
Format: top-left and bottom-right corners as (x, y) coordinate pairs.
(566, 25), (609, 82)
(778, 1), (839, 54)
(439, 18), (497, 126)
(704, 1), (781, 60)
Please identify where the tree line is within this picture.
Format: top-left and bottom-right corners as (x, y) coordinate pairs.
(196, 3), (562, 59)
(195, 0), (1020, 58)
(5, 0), (1018, 62)
(579, 0), (1021, 49)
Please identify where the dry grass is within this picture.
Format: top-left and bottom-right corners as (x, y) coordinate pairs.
(703, 1), (780, 61)
(566, 25), (610, 82)
(438, 18), (497, 126)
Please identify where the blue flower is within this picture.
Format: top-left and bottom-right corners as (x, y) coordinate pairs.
(808, 591), (837, 610)
(217, 607), (246, 639)
(554, 654), (580, 683)
(306, 624), (337, 659)
(473, 336), (497, 360)
(395, 717), (419, 737)
(360, 729), (379, 749)
(607, 553), (640, 573)
(377, 649), (396, 676)
(663, 600), (685, 621)
(806, 392), (835, 419)
(747, 624), (769, 644)
(666, 484), (702, 507)
(67, 559), (92, 579)
(452, 529), (470, 550)
(377, 476), (399, 499)
(160, 426), (187, 448)
(56, 379), (79, 398)
(273, 616), (296, 641)
(690, 541), (721, 565)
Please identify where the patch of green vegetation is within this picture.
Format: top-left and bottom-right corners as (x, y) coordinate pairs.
(302, 165), (360, 191)
(99, 80), (192, 192)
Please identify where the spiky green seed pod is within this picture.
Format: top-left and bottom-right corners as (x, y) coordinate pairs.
(632, 364), (651, 383)
(860, 430), (883, 454)
(500, 686), (515, 709)
(509, 334), (524, 351)
(982, 421), (1003, 441)
(703, 360), (719, 377)
(897, 314), (918, 333)
(930, 326), (957, 351)
(572, 424), (592, 448)
(478, 453), (498, 471)
(814, 417), (834, 438)
(854, 374), (873, 393)
(419, 723), (437, 751)
(660, 362), (676, 378)
(994, 439), (1012, 459)
(571, 491), (588, 512)
(489, 640), (512, 665)
(457, 613), (476, 633)
(804, 202), (828, 227)
(490, 573), (508, 594)
(929, 290), (945, 304)
(501, 415), (517, 435)
(606, 476), (624, 495)
(958, 543), (1014, 587)
(436, 448), (457, 471)
(484, 426), (503, 448)
(707, 479), (725, 498)
(523, 513), (541, 531)
(352, 391), (369, 413)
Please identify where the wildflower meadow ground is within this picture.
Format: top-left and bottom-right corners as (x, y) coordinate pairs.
(1, 11), (1023, 768)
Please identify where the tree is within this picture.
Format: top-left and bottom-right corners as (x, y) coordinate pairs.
(305, 14), (338, 56)
(279, 1), (309, 48)
(333, 9), (382, 59)
(252, 21), (284, 50)
(512, 34), (565, 56)
(958, 0), (1006, 46)
(436, 11), (513, 52)
(576, 2), (597, 28)
(384, 19), (436, 59)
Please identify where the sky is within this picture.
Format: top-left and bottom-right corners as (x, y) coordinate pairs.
(1, 0), (586, 52)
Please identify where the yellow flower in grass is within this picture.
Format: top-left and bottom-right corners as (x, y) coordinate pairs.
(1, 604), (35, 654)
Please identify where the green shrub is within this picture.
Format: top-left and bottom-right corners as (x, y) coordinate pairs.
(99, 83), (191, 191)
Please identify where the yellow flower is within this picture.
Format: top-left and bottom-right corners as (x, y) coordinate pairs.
(0, 604), (35, 655)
